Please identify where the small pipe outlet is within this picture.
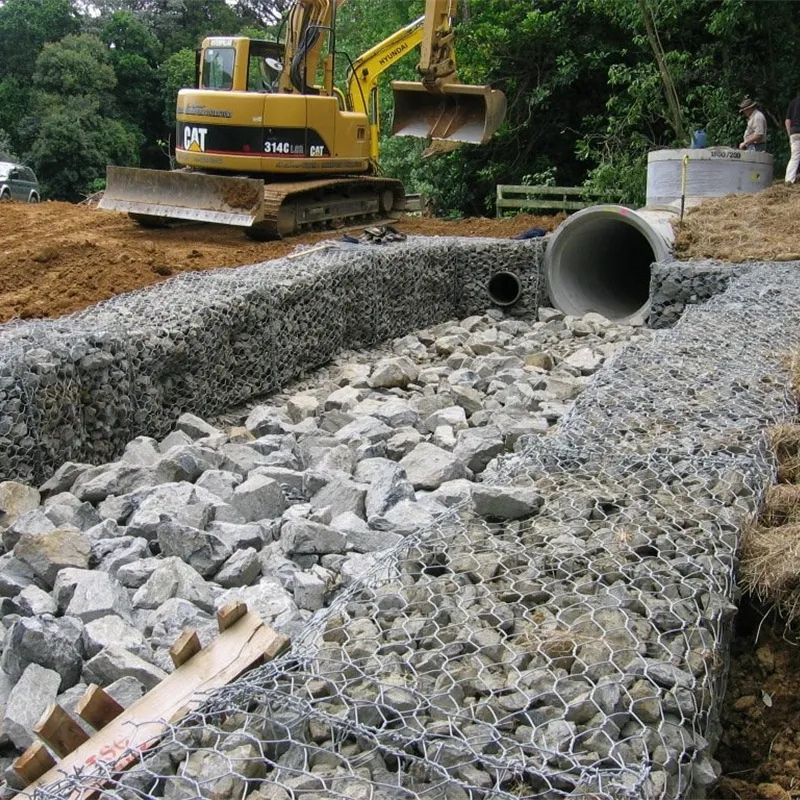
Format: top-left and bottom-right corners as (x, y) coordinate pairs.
(488, 271), (522, 307)
(544, 205), (675, 324)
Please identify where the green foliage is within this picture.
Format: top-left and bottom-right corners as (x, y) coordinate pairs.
(159, 49), (197, 130)
(0, 129), (18, 162)
(33, 34), (117, 99)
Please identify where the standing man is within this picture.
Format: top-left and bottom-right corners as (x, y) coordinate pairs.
(738, 98), (767, 151)
(785, 92), (800, 184)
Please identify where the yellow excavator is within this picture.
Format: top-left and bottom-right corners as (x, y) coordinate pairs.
(99, 0), (506, 239)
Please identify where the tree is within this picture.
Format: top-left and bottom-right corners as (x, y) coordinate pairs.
(0, 0), (80, 80)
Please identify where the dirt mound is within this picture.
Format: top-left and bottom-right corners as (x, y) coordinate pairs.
(674, 183), (800, 262)
(0, 202), (560, 324)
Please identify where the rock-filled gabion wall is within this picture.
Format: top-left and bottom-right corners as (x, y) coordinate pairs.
(26, 263), (800, 800)
(0, 238), (544, 485)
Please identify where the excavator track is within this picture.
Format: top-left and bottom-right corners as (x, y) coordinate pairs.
(248, 176), (405, 240)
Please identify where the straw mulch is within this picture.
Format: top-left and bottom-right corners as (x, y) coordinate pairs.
(673, 183), (800, 263)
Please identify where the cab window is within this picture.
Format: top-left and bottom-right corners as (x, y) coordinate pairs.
(202, 48), (234, 90)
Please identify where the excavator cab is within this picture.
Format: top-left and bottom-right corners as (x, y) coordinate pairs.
(391, 81), (506, 144)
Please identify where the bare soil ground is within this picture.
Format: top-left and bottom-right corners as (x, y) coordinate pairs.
(0, 201), (561, 324)
(674, 183), (800, 262)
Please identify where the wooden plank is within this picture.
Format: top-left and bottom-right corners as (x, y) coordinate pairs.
(169, 629), (201, 668)
(11, 744), (56, 787)
(33, 705), (90, 758)
(217, 601), (247, 632)
(75, 685), (124, 731)
(497, 199), (595, 211)
(12, 612), (289, 800)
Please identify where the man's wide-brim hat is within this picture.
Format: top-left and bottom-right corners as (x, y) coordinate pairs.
(739, 98), (757, 111)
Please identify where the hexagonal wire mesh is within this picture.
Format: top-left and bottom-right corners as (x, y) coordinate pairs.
(14, 264), (800, 800)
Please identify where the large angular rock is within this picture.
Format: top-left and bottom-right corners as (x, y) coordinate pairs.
(2, 507), (55, 551)
(369, 400), (420, 429)
(364, 461), (415, 522)
(14, 585), (57, 616)
(424, 406), (468, 433)
(94, 536), (150, 575)
(244, 406), (292, 437)
(324, 385), (364, 411)
(83, 646), (168, 690)
(562, 347), (603, 375)
(63, 570), (133, 623)
(145, 599), (213, 651)
(14, 528), (91, 587)
(126, 482), (215, 541)
(0, 482), (40, 529)
(3, 664), (61, 749)
(399, 443), (471, 490)
(471, 485), (543, 520)
(71, 463), (154, 503)
(121, 436), (161, 466)
(157, 522), (231, 578)
(369, 357), (419, 389)
(2, 615), (84, 690)
(453, 426), (505, 473)
(281, 518), (346, 556)
(333, 511), (403, 553)
(176, 412), (222, 440)
(310, 478), (367, 519)
(214, 548), (261, 588)
(195, 470), (241, 503)
(429, 479), (474, 508)
(372, 499), (438, 535)
(293, 571), (326, 612)
(83, 616), (152, 660)
(43, 496), (100, 531)
(132, 558), (218, 612)
(334, 417), (393, 446)
(38, 462), (92, 497)
(216, 583), (300, 634)
(229, 475), (286, 523)
(155, 445), (219, 484)
(385, 428), (424, 461)
(0, 554), (35, 598)
(206, 521), (268, 552)
(286, 392), (320, 422)
(489, 409), (550, 445)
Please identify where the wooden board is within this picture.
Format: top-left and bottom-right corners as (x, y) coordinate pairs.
(12, 612), (289, 800)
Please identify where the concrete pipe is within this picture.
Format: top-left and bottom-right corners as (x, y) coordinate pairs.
(488, 271), (522, 307)
(544, 205), (677, 325)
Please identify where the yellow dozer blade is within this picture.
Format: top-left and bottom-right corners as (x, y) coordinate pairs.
(391, 81), (506, 145)
(99, 166), (265, 227)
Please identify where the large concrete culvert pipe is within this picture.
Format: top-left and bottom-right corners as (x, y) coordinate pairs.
(544, 205), (676, 325)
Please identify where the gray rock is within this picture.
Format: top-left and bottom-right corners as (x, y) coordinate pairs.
(218, 443), (275, 476)
(195, 470), (242, 503)
(399, 443), (471, 490)
(282, 518), (346, 556)
(230, 475), (286, 523)
(335, 363), (371, 387)
(429, 479), (475, 507)
(310, 478), (367, 519)
(3, 663), (60, 749)
(1, 615), (84, 690)
(563, 347), (603, 375)
(105, 675), (146, 710)
(245, 406), (292, 436)
(159, 430), (194, 453)
(286, 392), (320, 422)
(38, 462), (93, 497)
(83, 646), (169, 690)
(43, 497), (101, 531)
(206, 521), (267, 552)
(214, 548), (261, 588)
(324, 385), (364, 411)
(250, 467), (305, 496)
(2, 508), (56, 551)
(450, 385), (484, 416)
(121, 436), (161, 466)
(385, 427), (424, 460)
(15, 585), (57, 617)
(71, 463), (155, 503)
(432, 425), (457, 450)
(216, 583), (300, 633)
(145, 598), (213, 649)
(472, 485), (543, 520)
(155, 445), (218, 483)
(176, 412), (222, 440)
(95, 536), (150, 575)
(0, 554), (35, 598)
(372, 498), (437, 535)
(424, 406), (468, 433)
(14, 528), (91, 587)
(132, 558), (218, 612)
(83, 616), (152, 660)
(157, 522), (231, 578)
(452, 426), (505, 473)
(334, 417), (393, 446)
(166, 743), (266, 800)
(0, 482), (40, 529)
(369, 400), (420, 429)
(364, 461), (415, 522)
(489, 408), (549, 444)
(369, 357), (419, 388)
(62, 570), (133, 624)
(293, 571), (326, 611)
(116, 556), (166, 589)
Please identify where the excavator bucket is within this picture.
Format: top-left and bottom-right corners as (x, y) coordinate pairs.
(390, 81), (506, 145)
(99, 166), (265, 227)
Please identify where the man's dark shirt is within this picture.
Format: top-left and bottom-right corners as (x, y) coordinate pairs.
(787, 96), (800, 134)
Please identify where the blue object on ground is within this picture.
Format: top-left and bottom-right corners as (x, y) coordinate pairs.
(511, 227), (547, 240)
(690, 129), (707, 148)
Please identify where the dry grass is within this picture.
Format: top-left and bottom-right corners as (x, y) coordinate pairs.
(768, 424), (800, 483)
(673, 183), (800, 262)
